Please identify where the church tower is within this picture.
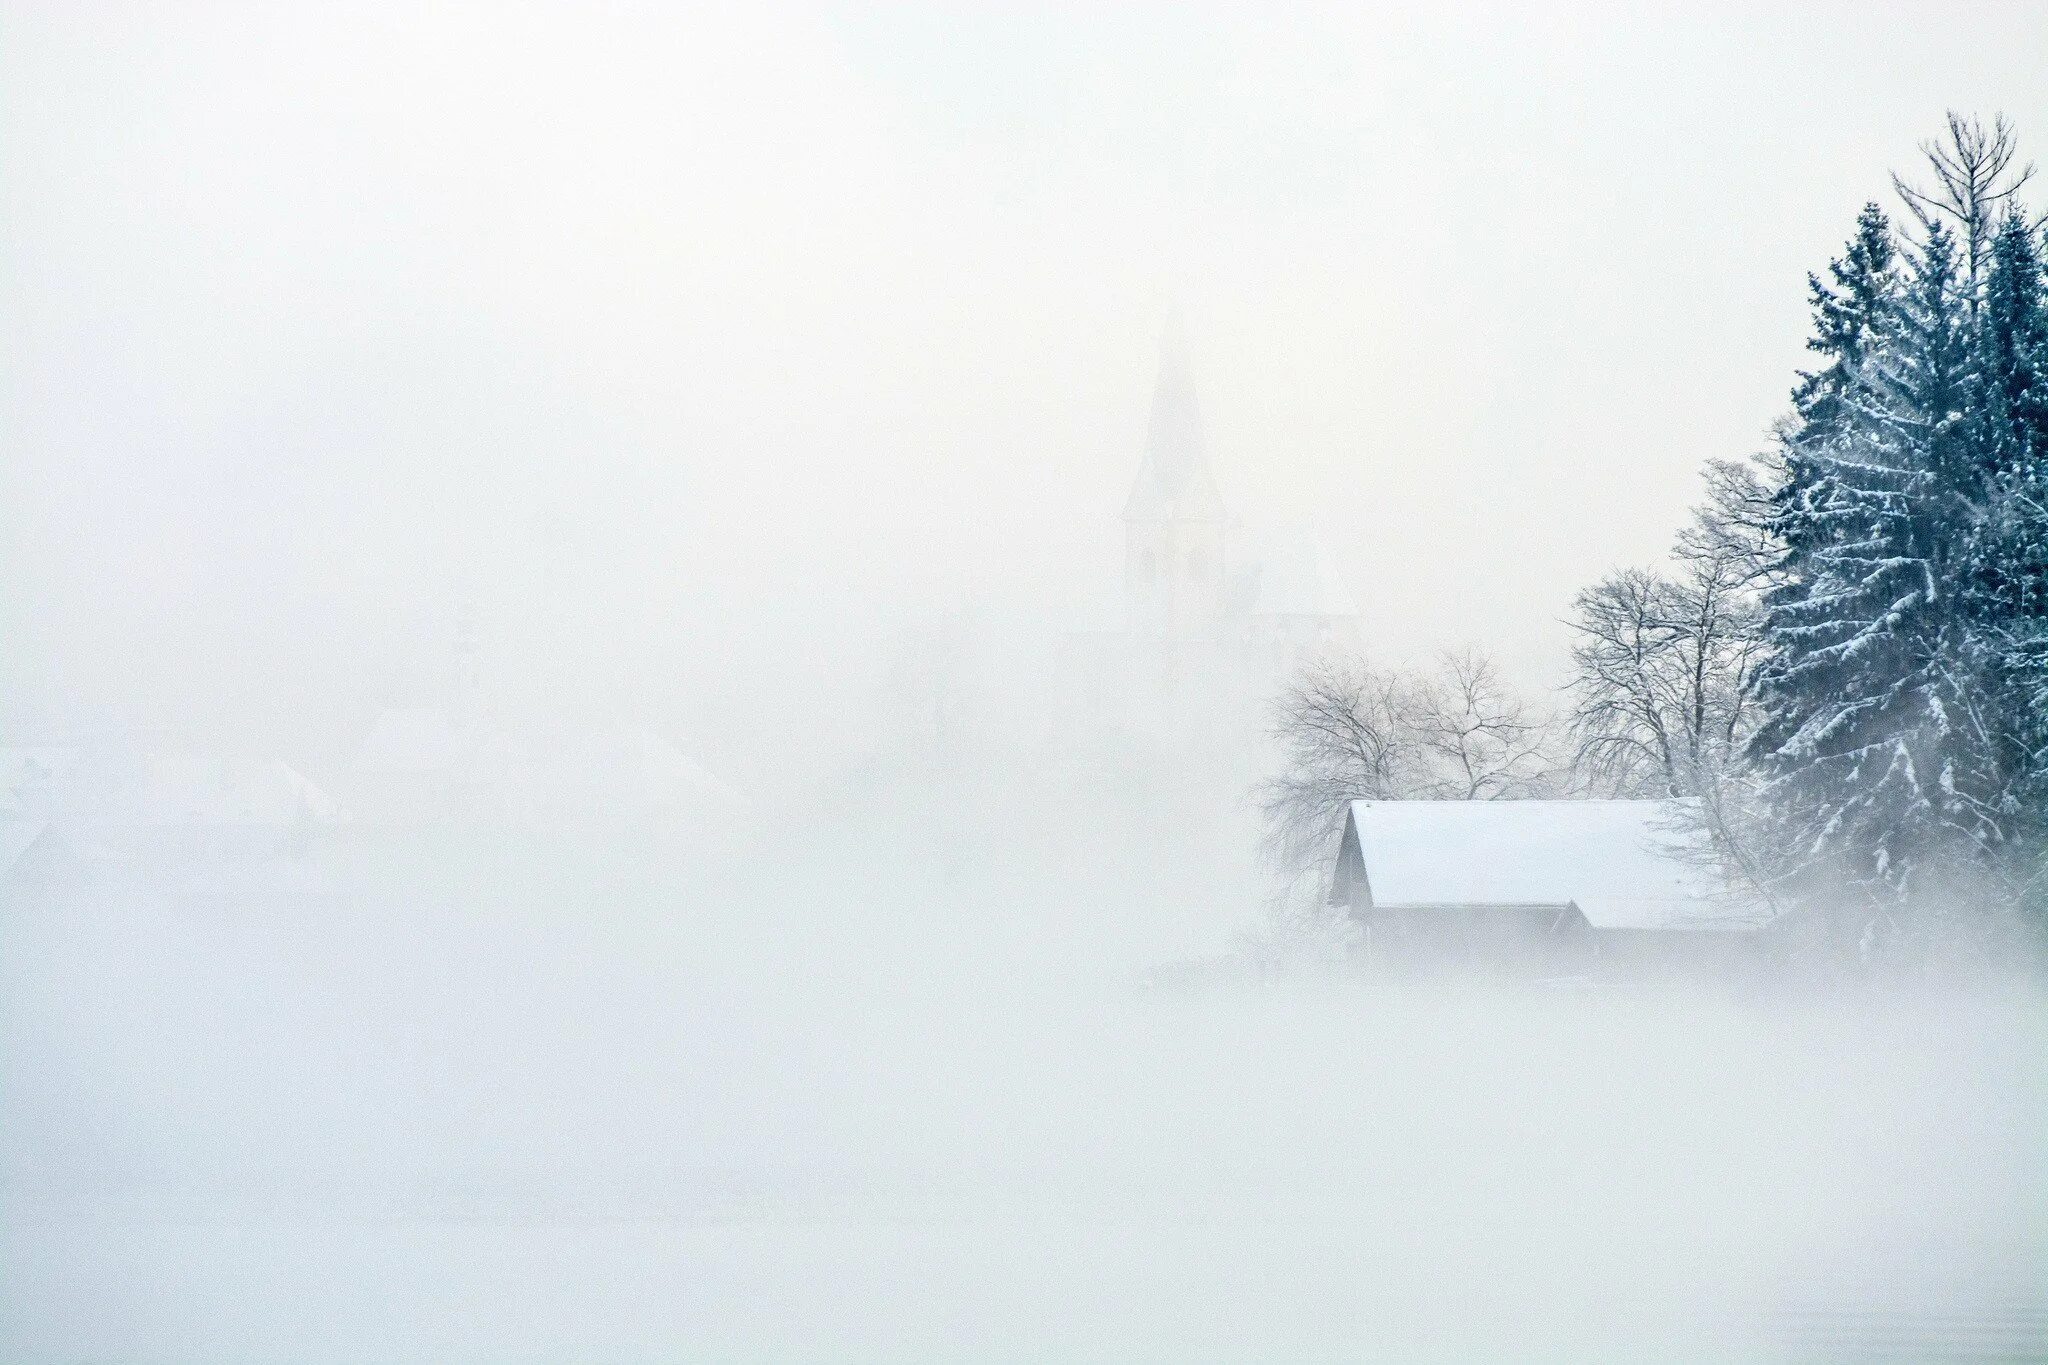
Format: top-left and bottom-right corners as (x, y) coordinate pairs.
(1123, 318), (1227, 634)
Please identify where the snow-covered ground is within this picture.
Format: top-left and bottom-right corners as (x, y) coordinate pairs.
(3, 852), (2044, 1361)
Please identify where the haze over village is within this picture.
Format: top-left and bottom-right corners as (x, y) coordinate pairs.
(4, 5), (2048, 1362)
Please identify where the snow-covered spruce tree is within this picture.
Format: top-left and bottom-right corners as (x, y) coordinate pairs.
(1969, 211), (2048, 914)
(1773, 203), (1902, 557)
(1749, 218), (2013, 933)
(1793, 204), (1903, 444)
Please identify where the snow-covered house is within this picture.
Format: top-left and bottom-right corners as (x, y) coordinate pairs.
(79, 748), (347, 857)
(349, 706), (746, 842)
(0, 743), (349, 864)
(527, 723), (747, 840)
(1328, 800), (1761, 974)
(350, 706), (538, 826)
(580, 725), (740, 808)
(0, 748), (73, 885)
(0, 811), (50, 881)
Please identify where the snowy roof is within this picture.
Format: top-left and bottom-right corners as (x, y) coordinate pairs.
(0, 815), (48, 875)
(355, 707), (473, 774)
(123, 753), (348, 826)
(552, 725), (746, 810)
(0, 742), (349, 833)
(1346, 799), (1743, 931)
(352, 709), (742, 820)
(41, 748), (348, 828)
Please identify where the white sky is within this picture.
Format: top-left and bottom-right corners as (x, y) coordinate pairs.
(5, 2), (2047, 771)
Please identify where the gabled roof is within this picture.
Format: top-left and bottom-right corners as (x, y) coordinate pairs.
(351, 709), (744, 821)
(118, 752), (347, 826)
(548, 725), (746, 811)
(1345, 799), (1747, 931)
(27, 747), (348, 828)
(355, 707), (473, 774)
(0, 815), (48, 876)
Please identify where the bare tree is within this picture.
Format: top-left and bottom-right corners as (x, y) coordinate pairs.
(1257, 659), (1415, 879)
(1405, 649), (1554, 800)
(1565, 568), (1683, 795)
(1566, 459), (1770, 799)
(1566, 568), (1785, 915)
(1686, 455), (1780, 592)
(1893, 112), (2038, 298)
(1258, 650), (1559, 882)
(1560, 458), (1788, 913)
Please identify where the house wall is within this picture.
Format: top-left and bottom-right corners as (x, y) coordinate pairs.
(1328, 820), (1368, 908)
(1348, 907), (1763, 984)
(1355, 904), (1592, 977)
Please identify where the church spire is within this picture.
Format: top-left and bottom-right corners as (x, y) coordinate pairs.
(1124, 310), (1225, 525)
(1123, 312), (1228, 632)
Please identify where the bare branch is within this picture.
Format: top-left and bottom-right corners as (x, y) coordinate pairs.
(1892, 111), (2036, 292)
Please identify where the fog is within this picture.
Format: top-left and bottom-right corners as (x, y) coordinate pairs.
(10, 2), (2048, 764)
(5, 3), (2048, 1361)
(7, 867), (2045, 1359)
